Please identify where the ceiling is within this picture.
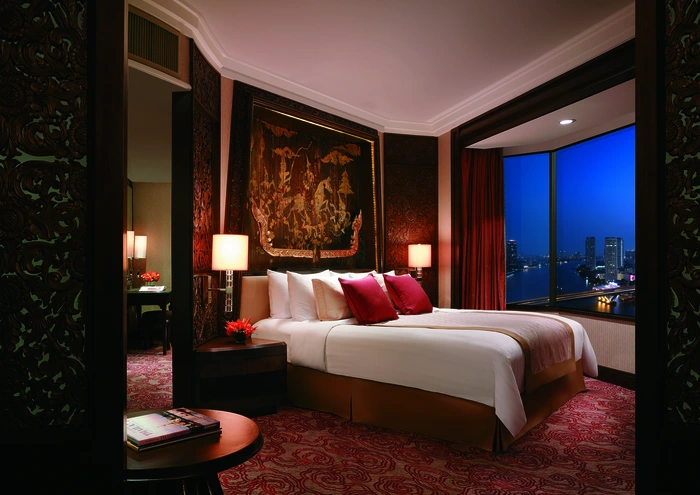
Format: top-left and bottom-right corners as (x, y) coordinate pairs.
(127, 0), (635, 181)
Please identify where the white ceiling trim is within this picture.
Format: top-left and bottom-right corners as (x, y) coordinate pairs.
(130, 0), (634, 138)
(426, 3), (635, 136)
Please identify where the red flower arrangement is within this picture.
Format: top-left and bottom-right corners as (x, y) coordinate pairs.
(140, 270), (160, 283)
(225, 316), (257, 341)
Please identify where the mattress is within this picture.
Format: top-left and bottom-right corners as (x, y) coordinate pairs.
(254, 309), (598, 437)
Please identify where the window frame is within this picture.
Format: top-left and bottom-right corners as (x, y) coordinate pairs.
(505, 123), (636, 322)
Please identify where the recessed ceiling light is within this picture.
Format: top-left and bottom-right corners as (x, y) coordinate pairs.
(560, 119), (576, 125)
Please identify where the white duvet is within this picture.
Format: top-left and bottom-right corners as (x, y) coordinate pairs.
(253, 308), (598, 437)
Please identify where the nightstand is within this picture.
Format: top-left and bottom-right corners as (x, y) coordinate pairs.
(194, 337), (287, 417)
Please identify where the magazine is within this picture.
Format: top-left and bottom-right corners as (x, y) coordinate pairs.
(126, 408), (221, 451)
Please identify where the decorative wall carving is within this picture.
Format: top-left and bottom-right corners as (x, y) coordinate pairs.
(191, 44), (220, 347)
(383, 134), (438, 304)
(665, 0), (700, 425)
(0, 0), (87, 430)
(226, 81), (382, 273)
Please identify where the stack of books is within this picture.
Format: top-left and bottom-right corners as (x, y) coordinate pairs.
(126, 408), (221, 452)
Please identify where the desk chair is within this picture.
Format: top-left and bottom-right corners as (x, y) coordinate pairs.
(141, 308), (172, 355)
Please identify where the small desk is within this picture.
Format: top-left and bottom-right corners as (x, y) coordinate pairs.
(125, 409), (263, 494)
(127, 289), (172, 355)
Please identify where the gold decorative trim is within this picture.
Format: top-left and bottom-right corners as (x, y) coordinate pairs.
(251, 202), (362, 262)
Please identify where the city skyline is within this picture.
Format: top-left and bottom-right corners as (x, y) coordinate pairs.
(504, 125), (635, 257)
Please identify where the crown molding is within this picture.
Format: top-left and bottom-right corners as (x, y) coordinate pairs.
(130, 1), (634, 137)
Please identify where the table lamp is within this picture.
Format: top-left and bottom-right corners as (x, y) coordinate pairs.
(134, 235), (147, 280)
(408, 244), (431, 284)
(212, 234), (249, 314)
(127, 230), (135, 289)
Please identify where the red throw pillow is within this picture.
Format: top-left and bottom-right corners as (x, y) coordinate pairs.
(338, 274), (399, 325)
(383, 273), (433, 315)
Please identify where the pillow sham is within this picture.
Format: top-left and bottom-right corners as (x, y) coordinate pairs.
(372, 270), (398, 309)
(267, 269), (291, 319)
(312, 277), (353, 321)
(383, 273), (433, 315)
(287, 270), (331, 320)
(338, 273), (398, 325)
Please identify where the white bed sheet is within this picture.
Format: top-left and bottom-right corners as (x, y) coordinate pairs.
(253, 309), (598, 437)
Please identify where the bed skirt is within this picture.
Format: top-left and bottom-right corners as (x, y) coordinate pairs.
(286, 359), (587, 452)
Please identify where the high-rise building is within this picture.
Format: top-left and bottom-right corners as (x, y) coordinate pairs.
(604, 237), (624, 281)
(585, 237), (596, 269)
(506, 240), (518, 272)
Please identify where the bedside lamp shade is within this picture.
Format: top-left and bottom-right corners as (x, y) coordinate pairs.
(408, 244), (431, 284)
(212, 234), (249, 314)
(408, 244), (431, 268)
(134, 235), (148, 259)
(212, 234), (249, 271)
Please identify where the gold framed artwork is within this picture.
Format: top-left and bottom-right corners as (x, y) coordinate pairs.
(226, 82), (382, 273)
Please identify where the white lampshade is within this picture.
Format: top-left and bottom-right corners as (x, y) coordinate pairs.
(212, 234), (249, 271)
(134, 235), (147, 259)
(408, 244), (431, 268)
(127, 231), (135, 258)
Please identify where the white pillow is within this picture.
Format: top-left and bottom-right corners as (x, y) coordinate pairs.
(267, 270), (291, 319)
(373, 270), (397, 308)
(312, 277), (353, 321)
(287, 270), (331, 320)
(330, 270), (374, 279)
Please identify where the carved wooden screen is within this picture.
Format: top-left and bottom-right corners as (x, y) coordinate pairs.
(191, 44), (220, 347)
(383, 134), (439, 305)
(0, 0), (89, 430)
(171, 41), (220, 405)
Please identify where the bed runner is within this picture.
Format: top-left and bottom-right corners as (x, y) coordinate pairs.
(372, 310), (576, 393)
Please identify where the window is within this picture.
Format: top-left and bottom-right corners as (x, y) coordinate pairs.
(504, 125), (635, 319)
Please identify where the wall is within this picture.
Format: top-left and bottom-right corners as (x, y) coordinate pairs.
(437, 131), (452, 308)
(562, 313), (635, 374)
(133, 182), (172, 290)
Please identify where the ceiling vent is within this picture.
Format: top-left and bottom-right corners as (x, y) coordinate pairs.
(128, 8), (180, 78)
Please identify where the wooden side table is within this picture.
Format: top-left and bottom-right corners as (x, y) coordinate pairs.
(194, 337), (287, 416)
(125, 409), (263, 494)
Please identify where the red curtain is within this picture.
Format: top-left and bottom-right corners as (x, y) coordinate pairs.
(459, 148), (506, 310)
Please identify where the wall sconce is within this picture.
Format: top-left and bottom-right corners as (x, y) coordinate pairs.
(134, 235), (147, 279)
(408, 244), (431, 284)
(212, 234), (249, 314)
(126, 230), (135, 290)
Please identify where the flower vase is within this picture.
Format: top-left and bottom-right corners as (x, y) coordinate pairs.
(146, 281), (155, 286)
(232, 332), (247, 344)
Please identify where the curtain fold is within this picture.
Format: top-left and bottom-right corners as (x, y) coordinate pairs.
(459, 148), (506, 310)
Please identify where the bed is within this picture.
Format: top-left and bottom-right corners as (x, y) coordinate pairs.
(239, 271), (598, 452)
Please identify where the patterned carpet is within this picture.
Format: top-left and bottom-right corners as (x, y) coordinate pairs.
(127, 347), (635, 494)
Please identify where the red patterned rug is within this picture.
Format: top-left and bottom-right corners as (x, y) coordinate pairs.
(128, 348), (635, 494)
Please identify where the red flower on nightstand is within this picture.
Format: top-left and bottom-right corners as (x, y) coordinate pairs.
(225, 316), (257, 343)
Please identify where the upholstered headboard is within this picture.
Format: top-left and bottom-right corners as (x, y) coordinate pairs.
(240, 275), (269, 325)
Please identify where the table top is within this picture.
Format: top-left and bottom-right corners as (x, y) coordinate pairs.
(196, 337), (286, 354)
(126, 289), (172, 305)
(125, 408), (263, 481)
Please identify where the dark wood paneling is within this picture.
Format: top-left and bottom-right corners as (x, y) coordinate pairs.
(634, 1), (665, 492)
(383, 134), (438, 304)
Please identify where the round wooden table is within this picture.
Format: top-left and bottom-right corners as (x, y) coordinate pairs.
(125, 409), (263, 494)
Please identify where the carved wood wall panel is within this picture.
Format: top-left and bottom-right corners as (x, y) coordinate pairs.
(383, 134), (438, 304)
(191, 44), (220, 347)
(665, 0), (700, 425)
(0, 0), (87, 430)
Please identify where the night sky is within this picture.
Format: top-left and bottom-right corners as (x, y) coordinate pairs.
(505, 125), (635, 257)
